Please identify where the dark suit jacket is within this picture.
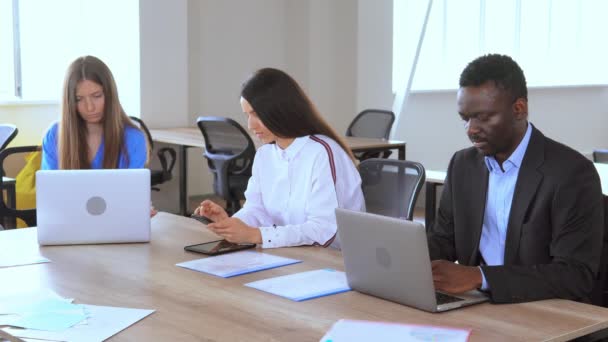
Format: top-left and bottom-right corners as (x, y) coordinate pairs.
(428, 126), (604, 303)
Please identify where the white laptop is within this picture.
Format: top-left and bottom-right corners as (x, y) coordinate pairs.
(336, 208), (488, 313)
(36, 169), (151, 246)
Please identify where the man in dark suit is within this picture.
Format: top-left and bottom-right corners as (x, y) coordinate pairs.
(428, 54), (604, 303)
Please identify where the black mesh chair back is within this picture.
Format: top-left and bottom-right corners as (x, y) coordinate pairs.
(593, 150), (608, 164)
(346, 109), (395, 139)
(591, 195), (608, 307)
(0, 145), (40, 229)
(358, 158), (425, 220)
(197, 116), (256, 215)
(129, 117), (176, 190)
(346, 109), (395, 161)
(0, 124), (18, 151)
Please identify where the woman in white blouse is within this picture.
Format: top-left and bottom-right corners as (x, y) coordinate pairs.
(194, 68), (365, 248)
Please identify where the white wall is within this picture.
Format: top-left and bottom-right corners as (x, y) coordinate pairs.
(188, 0), (367, 133)
(139, 0), (189, 128)
(356, 0), (394, 112)
(140, 0), (189, 212)
(305, 0), (358, 134)
(0, 103), (57, 147)
(397, 86), (608, 171)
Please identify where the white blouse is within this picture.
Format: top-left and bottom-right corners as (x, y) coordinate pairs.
(233, 135), (365, 248)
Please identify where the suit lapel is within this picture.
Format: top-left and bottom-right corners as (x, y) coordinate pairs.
(504, 127), (545, 264)
(468, 155), (489, 265)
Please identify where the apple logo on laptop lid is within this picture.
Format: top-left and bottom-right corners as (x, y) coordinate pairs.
(376, 247), (391, 268)
(86, 196), (107, 216)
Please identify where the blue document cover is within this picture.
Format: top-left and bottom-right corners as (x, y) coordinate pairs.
(176, 250), (301, 278)
(245, 269), (351, 301)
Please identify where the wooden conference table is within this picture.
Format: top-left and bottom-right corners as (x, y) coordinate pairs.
(2, 213), (608, 341)
(149, 127), (406, 216)
(424, 162), (608, 229)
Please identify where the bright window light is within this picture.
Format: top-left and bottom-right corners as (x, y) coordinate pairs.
(393, 0), (608, 92)
(2, 0), (140, 115)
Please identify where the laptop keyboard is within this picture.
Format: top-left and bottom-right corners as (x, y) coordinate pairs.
(435, 292), (465, 305)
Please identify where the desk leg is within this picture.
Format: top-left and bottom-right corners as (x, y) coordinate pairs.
(178, 146), (189, 216)
(425, 182), (437, 230)
(398, 146), (405, 160)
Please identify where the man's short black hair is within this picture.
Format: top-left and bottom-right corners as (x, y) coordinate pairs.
(459, 54), (527, 101)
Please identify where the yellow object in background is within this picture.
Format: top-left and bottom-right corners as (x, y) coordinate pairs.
(15, 151), (41, 228)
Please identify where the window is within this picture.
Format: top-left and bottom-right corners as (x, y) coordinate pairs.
(0, 0), (16, 99)
(1, 0), (140, 115)
(393, 0), (608, 92)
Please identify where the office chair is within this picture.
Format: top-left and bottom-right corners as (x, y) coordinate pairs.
(358, 158), (425, 221)
(0, 145), (40, 229)
(346, 109), (395, 161)
(197, 116), (255, 215)
(129, 117), (176, 190)
(0, 124), (18, 151)
(590, 195), (608, 308)
(593, 150), (608, 164)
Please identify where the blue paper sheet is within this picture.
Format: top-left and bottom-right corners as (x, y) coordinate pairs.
(176, 250), (301, 278)
(245, 269), (351, 301)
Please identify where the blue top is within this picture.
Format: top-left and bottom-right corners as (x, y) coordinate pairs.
(479, 122), (533, 289)
(41, 122), (147, 170)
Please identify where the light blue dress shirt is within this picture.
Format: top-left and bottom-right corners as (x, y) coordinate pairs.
(479, 123), (532, 290)
(41, 122), (147, 170)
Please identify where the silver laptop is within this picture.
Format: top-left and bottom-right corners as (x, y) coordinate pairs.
(336, 208), (488, 312)
(36, 169), (151, 245)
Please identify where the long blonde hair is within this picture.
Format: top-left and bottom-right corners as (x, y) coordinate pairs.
(58, 55), (138, 169)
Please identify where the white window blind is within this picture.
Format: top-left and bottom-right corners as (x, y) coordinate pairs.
(393, 0), (608, 92)
(0, 0), (16, 99)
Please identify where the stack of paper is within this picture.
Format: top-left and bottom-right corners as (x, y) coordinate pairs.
(0, 229), (49, 268)
(3, 305), (155, 342)
(176, 250), (301, 277)
(0, 289), (86, 331)
(320, 319), (472, 342)
(0, 289), (154, 342)
(245, 269), (351, 301)
(0, 253), (49, 268)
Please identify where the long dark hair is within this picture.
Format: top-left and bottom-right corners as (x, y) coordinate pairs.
(241, 68), (355, 163)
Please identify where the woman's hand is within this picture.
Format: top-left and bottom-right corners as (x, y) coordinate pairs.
(193, 200), (229, 223)
(207, 217), (262, 244)
(150, 206), (158, 218)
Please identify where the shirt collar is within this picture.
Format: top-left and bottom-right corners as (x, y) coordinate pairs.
(484, 122), (533, 172)
(274, 135), (309, 161)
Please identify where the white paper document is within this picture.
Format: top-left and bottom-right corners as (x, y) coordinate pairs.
(320, 319), (471, 342)
(0, 253), (49, 268)
(2, 305), (154, 342)
(176, 250), (301, 278)
(245, 269), (351, 301)
(0, 229), (49, 268)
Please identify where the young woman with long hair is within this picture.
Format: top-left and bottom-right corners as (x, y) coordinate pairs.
(41, 55), (147, 170)
(194, 68), (365, 248)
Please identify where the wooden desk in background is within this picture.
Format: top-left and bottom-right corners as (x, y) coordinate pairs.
(2, 212), (608, 341)
(149, 127), (406, 216)
(424, 163), (608, 229)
